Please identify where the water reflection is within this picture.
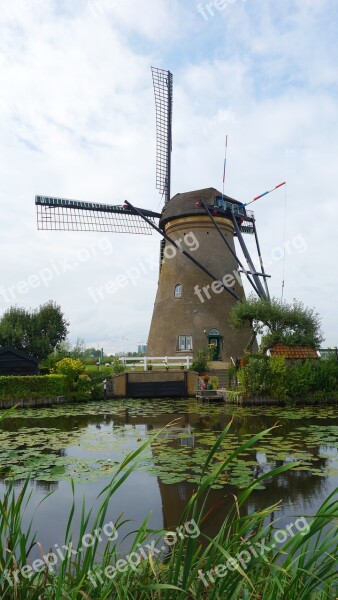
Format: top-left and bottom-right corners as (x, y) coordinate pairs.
(0, 400), (337, 550)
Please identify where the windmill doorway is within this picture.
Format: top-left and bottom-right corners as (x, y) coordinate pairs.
(208, 329), (222, 361)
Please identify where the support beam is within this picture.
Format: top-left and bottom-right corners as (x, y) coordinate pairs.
(124, 200), (241, 302)
(231, 215), (267, 299)
(200, 201), (262, 298)
(252, 218), (270, 299)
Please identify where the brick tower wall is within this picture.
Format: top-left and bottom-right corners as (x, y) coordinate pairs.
(147, 213), (253, 361)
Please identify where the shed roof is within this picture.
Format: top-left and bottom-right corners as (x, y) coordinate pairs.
(270, 343), (319, 359)
(0, 346), (39, 363)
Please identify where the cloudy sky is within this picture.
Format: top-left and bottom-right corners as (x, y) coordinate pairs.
(0, 0), (337, 354)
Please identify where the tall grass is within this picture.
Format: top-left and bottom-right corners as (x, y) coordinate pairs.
(1, 408), (338, 599)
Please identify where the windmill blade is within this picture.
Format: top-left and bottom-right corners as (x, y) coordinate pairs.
(151, 67), (173, 205)
(35, 196), (160, 235)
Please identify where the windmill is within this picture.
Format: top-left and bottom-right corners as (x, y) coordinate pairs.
(35, 67), (272, 362)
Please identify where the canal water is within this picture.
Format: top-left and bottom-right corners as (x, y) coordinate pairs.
(1, 399), (338, 555)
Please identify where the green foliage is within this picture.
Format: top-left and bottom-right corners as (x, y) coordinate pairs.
(237, 354), (338, 402)
(210, 375), (219, 389)
(225, 389), (244, 403)
(70, 337), (86, 358)
(208, 344), (218, 360)
(55, 358), (91, 397)
(0, 301), (69, 360)
(237, 355), (273, 397)
(40, 343), (72, 371)
(227, 364), (237, 388)
(269, 355), (288, 401)
(111, 356), (125, 375)
(90, 385), (105, 401)
(0, 375), (65, 401)
(285, 356), (338, 400)
(190, 348), (210, 373)
(237, 354), (287, 400)
(86, 368), (108, 384)
(230, 296), (323, 352)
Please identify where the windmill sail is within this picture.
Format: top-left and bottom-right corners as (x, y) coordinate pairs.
(35, 196), (160, 235)
(151, 67), (173, 205)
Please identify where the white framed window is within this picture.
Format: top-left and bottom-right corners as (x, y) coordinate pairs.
(209, 328), (220, 336)
(178, 335), (192, 351)
(174, 284), (182, 298)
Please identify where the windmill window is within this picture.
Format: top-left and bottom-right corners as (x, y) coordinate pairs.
(178, 336), (193, 351)
(174, 284), (182, 298)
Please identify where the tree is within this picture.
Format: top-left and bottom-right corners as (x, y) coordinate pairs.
(0, 301), (69, 360)
(230, 296), (323, 353)
(71, 338), (86, 359)
(83, 347), (101, 358)
(0, 306), (31, 350)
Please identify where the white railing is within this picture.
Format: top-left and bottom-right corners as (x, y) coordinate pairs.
(121, 356), (191, 371)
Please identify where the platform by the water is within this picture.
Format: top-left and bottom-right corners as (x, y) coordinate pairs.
(196, 389), (225, 401)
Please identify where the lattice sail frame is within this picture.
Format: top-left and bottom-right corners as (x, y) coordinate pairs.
(151, 67), (173, 204)
(35, 196), (159, 235)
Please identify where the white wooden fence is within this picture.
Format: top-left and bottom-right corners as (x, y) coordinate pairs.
(121, 356), (191, 371)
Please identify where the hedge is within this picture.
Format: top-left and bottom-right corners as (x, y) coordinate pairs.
(0, 375), (66, 401)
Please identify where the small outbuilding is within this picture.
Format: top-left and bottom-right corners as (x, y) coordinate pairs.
(0, 346), (39, 376)
(268, 343), (320, 361)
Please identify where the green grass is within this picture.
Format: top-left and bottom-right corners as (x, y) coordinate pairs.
(86, 364), (114, 375)
(1, 407), (338, 599)
(85, 364), (186, 375)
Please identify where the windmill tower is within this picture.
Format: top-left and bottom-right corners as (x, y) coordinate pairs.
(35, 67), (270, 362)
(147, 188), (257, 361)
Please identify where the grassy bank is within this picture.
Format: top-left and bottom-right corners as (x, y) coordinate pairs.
(1, 407), (338, 599)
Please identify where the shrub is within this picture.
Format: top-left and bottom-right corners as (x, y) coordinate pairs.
(237, 354), (287, 400)
(237, 354), (338, 402)
(269, 355), (287, 401)
(285, 357), (338, 399)
(40, 349), (71, 371)
(210, 375), (219, 389)
(190, 348), (210, 373)
(39, 367), (51, 375)
(55, 358), (91, 397)
(227, 363), (237, 388)
(87, 369), (107, 384)
(0, 375), (66, 401)
(284, 360), (313, 398)
(237, 355), (271, 397)
(208, 344), (218, 361)
(90, 385), (104, 401)
(111, 356), (125, 375)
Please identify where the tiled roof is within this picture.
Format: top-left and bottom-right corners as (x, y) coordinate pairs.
(270, 343), (319, 359)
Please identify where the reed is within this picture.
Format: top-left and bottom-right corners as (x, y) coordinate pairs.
(0, 408), (338, 599)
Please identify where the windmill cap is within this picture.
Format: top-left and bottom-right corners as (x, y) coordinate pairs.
(159, 187), (243, 227)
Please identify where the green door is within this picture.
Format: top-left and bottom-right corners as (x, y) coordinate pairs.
(208, 329), (221, 360)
